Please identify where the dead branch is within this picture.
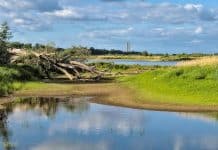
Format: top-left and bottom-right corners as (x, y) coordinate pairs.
(9, 49), (103, 80)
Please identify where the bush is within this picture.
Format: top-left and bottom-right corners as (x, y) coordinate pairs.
(182, 66), (212, 80)
(0, 82), (15, 96)
(0, 65), (43, 96)
(163, 69), (184, 78)
(90, 62), (130, 71)
(0, 67), (16, 95)
(8, 65), (44, 81)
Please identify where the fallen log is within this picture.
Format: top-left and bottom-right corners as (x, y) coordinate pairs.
(9, 49), (103, 80)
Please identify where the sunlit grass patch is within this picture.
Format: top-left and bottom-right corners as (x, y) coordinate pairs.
(121, 64), (218, 105)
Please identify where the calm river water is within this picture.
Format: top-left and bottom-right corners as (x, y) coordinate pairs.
(88, 59), (178, 66)
(0, 97), (218, 150)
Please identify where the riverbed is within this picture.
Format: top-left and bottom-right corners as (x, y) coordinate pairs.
(0, 97), (218, 150)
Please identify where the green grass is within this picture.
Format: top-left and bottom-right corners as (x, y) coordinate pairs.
(0, 65), (42, 96)
(2, 61), (218, 108)
(120, 65), (218, 106)
(0, 67), (20, 95)
(90, 62), (160, 75)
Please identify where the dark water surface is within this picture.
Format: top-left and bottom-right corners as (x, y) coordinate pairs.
(0, 97), (218, 150)
(88, 59), (178, 66)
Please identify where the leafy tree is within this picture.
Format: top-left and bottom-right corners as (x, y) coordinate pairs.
(61, 46), (91, 61)
(44, 42), (56, 53)
(33, 43), (45, 50)
(23, 43), (32, 49)
(142, 50), (149, 56)
(0, 22), (12, 65)
(8, 42), (24, 49)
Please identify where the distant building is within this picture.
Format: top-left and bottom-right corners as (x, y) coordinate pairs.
(127, 41), (131, 52)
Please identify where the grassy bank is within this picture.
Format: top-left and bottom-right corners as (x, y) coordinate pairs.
(13, 81), (218, 112)
(120, 64), (218, 106)
(2, 60), (218, 111)
(13, 62), (218, 111)
(0, 65), (42, 96)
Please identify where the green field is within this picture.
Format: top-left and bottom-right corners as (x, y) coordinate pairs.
(120, 64), (218, 106)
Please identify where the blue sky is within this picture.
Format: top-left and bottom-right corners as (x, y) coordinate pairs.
(1, 0), (218, 53)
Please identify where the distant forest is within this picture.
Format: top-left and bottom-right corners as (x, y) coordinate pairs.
(8, 41), (218, 56)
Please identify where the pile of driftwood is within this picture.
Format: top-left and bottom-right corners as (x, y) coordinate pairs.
(9, 49), (103, 80)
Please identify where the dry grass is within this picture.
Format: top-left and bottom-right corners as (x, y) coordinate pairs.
(90, 55), (162, 61)
(177, 56), (218, 66)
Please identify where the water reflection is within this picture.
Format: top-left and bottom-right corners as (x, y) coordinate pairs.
(0, 109), (12, 150)
(177, 112), (218, 123)
(0, 97), (90, 150)
(6, 97), (90, 117)
(0, 97), (218, 150)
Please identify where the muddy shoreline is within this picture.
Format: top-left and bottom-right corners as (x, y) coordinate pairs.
(0, 82), (218, 112)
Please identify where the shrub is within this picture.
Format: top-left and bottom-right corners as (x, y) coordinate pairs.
(0, 67), (16, 95)
(90, 62), (130, 71)
(169, 69), (184, 77)
(0, 65), (43, 96)
(9, 65), (43, 81)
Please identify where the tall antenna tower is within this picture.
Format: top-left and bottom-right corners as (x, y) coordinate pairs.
(127, 41), (131, 52)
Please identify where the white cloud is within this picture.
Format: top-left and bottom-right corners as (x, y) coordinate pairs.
(184, 4), (203, 11)
(45, 8), (82, 18)
(80, 27), (134, 39)
(0, 0), (32, 10)
(1, 1), (218, 31)
(195, 26), (203, 34)
(31, 140), (109, 150)
(13, 18), (25, 25)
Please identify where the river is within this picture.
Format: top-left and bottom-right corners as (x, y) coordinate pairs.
(88, 59), (178, 66)
(0, 97), (217, 150)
